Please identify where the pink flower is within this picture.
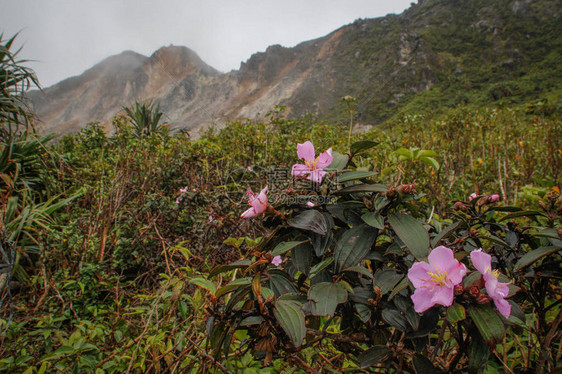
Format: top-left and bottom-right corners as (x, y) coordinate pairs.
(180, 186), (188, 194)
(469, 193), (478, 201)
(291, 141), (333, 183)
(247, 166), (254, 172)
(271, 255), (283, 266)
(408, 246), (467, 313)
(175, 197), (182, 204)
(487, 194), (500, 203)
(470, 249), (511, 318)
(241, 186), (270, 218)
(306, 201), (316, 208)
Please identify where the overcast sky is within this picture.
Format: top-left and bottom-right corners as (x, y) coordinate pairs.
(1, 1), (413, 87)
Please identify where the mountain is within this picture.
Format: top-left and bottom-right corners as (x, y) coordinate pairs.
(29, 0), (562, 135)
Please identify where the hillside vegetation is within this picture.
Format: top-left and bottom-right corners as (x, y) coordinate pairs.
(1, 1), (562, 372)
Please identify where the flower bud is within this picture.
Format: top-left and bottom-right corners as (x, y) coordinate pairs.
(454, 284), (464, 295)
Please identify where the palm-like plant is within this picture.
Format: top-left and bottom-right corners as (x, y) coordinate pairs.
(0, 33), (39, 140)
(123, 101), (165, 138)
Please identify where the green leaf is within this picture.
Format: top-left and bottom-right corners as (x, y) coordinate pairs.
(381, 309), (408, 331)
(308, 258), (334, 279)
(357, 346), (391, 369)
(342, 265), (374, 279)
(288, 210), (329, 235)
(308, 282), (348, 316)
(268, 270), (298, 297)
(334, 224), (378, 272)
(324, 151), (348, 171)
(513, 246), (560, 271)
(336, 170), (377, 183)
(215, 277), (252, 298)
(362, 212), (385, 229)
(291, 242), (314, 275)
(208, 259), (252, 278)
(499, 210), (546, 221)
(271, 240), (309, 256)
(393, 148), (412, 159)
(189, 278), (217, 295)
(334, 183), (388, 195)
(388, 213), (429, 259)
(374, 268), (403, 295)
(417, 150), (438, 158)
(420, 156), (440, 170)
(273, 300), (306, 347)
(446, 303), (466, 323)
(350, 140), (379, 155)
(468, 305), (505, 346)
(431, 221), (462, 247)
(468, 328), (490, 373)
(412, 354), (437, 374)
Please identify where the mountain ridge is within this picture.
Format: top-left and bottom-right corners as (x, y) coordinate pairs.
(29, 0), (562, 135)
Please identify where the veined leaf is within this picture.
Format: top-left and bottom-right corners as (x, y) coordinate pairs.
(336, 170), (377, 183)
(308, 282), (348, 316)
(271, 240), (309, 256)
(334, 224), (378, 272)
(513, 246), (560, 271)
(468, 304), (505, 347)
(357, 346), (391, 369)
(273, 300), (306, 347)
(189, 278), (217, 295)
(388, 213), (429, 259)
(288, 210), (328, 235)
(350, 140), (379, 155)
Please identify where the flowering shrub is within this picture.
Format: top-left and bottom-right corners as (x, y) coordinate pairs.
(200, 141), (561, 372)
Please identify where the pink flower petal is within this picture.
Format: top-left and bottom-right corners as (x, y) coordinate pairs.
(446, 262), (468, 286)
(308, 169), (326, 183)
(493, 297), (511, 319)
(411, 288), (436, 313)
(292, 163), (310, 177)
(271, 255), (283, 266)
(297, 141), (315, 162)
(471, 249), (491, 276)
(241, 207), (257, 218)
(430, 285), (454, 307)
(408, 262), (431, 288)
(428, 246), (456, 273)
(315, 148), (333, 168)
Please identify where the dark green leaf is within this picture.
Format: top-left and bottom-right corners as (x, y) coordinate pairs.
(209, 259), (252, 278)
(342, 265), (374, 279)
(413, 354), (437, 374)
(388, 213), (429, 259)
(271, 240), (309, 256)
(431, 221), (462, 247)
(215, 277), (252, 298)
(291, 242), (314, 275)
(334, 183), (388, 195)
(324, 151), (348, 171)
(357, 346), (391, 369)
(374, 268), (403, 295)
(189, 278), (217, 295)
(381, 309), (408, 331)
(288, 210), (329, 235)
(350, 140), (379, 155)
(468, 328), (490, 374)
(273, 300), (306, 347)
(308, 282), (348, 316)
(513, 246), (560, 271)
(336, 170), (377, 183)
(446, 303), (466, 323)
(334, 224), (378, 272)
(308, 258), (334, 279)
(499, 210), (546, 221)
(268, 270), (298, 297)
(362, 212), (385, 229)
(468, 305), (505, 346)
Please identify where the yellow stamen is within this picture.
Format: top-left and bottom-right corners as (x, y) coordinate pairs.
(428, 268), (448, 286)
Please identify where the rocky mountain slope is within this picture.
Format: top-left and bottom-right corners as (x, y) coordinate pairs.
(29, 0), (562, 135)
